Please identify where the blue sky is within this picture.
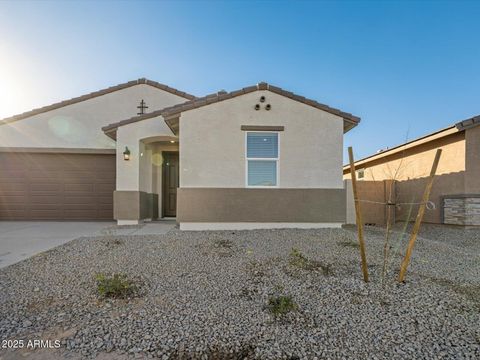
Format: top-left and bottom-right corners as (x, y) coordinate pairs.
(0, 0), (479, 161)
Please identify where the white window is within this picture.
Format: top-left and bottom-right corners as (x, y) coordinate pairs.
(246, 132), (279, 187)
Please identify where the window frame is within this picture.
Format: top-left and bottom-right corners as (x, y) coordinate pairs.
(245, 131), (280, 188)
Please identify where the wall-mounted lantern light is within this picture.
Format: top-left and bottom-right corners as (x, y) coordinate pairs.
(123, 146), (131, 161)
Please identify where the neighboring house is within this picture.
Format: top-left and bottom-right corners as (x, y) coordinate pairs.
(343, 115), (480, 226)
(0, 79), (360, 230)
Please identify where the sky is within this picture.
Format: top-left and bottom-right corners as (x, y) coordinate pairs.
(0, 0), (479, 162)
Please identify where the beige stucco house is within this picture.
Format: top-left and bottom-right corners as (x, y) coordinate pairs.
(343, 115), (480, 226)
(0, 79), (360, 230)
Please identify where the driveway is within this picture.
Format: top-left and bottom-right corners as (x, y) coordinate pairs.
(0, 221), (175, 269)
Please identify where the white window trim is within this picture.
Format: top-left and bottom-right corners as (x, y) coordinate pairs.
(245, 131), (280, 188)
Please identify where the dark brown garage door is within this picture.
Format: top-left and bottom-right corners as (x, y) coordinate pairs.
(0, 152), (115, 220)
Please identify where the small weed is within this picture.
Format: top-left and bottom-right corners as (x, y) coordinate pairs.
(289, 248), (332, 275)
(209, 237), (235, 257)
(104, 238), (124, 247)
(213, 238), (233, 249)
(379, 297), (391, 307)
(239, 287), (258, 300)
(246, 260), (266, 278)
(289, 248), (311, 268)
(96, 273), (138, 299)
(338, 240), (360, 249)
(267, 295), (298, 316)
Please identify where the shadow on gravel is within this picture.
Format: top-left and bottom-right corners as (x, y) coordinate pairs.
(419, 274), (480, 309)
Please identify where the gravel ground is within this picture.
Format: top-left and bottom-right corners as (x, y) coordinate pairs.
(0, 224), (479, 359)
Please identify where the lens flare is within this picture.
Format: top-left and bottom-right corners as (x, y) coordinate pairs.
(151, 153), (164, 167)
(48, 115), (86, 144)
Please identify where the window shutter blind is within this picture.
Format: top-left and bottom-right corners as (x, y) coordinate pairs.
(248, 161), (277, 186)
(247, 133), (278, 158)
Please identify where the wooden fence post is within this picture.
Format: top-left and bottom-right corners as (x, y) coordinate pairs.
(348, 147), (369, 283)
(398, 149), (442, 283)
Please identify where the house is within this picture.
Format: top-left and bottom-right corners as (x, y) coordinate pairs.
(0, 78), (360, 230)
(343, 115), (480, 226)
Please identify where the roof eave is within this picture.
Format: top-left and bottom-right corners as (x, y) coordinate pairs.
(343, 125), (459, 171)
(102, 82), (361, 135)
(455, 115), (480, 131)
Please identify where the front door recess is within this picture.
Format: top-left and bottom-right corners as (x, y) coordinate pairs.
(162, 152), (179, 217)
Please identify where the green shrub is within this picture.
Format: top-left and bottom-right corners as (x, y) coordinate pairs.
(267, 295), (298, 316)
(95, 273), (138, 299)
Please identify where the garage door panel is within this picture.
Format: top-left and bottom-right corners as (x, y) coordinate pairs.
(30, 196), (61, 204)
(1, 195), (26, 204)
(0, 210), (27, 218)
(63, 204), (97, 210)
(0, 171), (27, 180)
(95, 184), (115, 192)
(62, 171), (96, 181)
(30, 183), (62, 192)
(30, 210), (62, 218)
(0, 153), (115, 220)
(63, 209), (99, 218)
(97, 211), (113, 219)
(0, 203), (26, 211)
(97, 196), (114, 204)
(0, 183), (27, 191)
(64, 183), (94, 192)
(30, 204), (62, 211)
(64, 196), (98, 205)
(29, 172), (64, 181)
(95, 171), (116, 181)
(0, 184), (28, 195)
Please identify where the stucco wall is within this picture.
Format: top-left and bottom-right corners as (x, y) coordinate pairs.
(179, 90), (344, 189)
(343, 132), (467, 224)
(465, 125), (480, 193)
(0, 84), (187, 149)
(344, 131), (466, 181)
(344, 179), (395, 225)
(115, 115), (177, 191)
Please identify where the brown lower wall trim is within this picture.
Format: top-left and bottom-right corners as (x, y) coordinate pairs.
(240, 125), (285, 131)
(114, 191), (159, 220)
(177, 188), (346, 223)
(0, 147), (116, 154)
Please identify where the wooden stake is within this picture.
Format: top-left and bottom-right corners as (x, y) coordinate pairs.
(348, 147), (369, 283)
(398, 149), (442, 283)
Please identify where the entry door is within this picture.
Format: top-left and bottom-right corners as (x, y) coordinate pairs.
(162, 152), (179, 217)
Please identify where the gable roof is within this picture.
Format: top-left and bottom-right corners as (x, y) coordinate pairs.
(0, 78), (196, 126)
(102, 82), (361, 138)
